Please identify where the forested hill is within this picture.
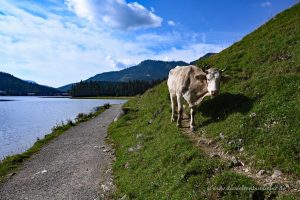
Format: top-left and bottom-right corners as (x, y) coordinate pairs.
(0, 72), (61, 96)
(58, 60), (187, 92)
(70, 79), (162, 97)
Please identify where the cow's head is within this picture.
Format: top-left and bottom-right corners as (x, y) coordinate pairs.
(203, 68), (230, 96)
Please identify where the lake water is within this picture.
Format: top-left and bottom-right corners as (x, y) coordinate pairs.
(0, 96), (127, 160)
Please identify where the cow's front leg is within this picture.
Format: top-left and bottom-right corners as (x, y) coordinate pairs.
(176, 95), (183, 127)
(170, 94), (177, 122)
(190, 106), (196, 132)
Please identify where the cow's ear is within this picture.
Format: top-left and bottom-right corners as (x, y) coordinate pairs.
(221, 74), (231, 82)
(195, 73), (207, 80)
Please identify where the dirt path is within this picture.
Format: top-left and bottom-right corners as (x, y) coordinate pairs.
(180, 117), (300, 195)
(0, 104), (123, 200)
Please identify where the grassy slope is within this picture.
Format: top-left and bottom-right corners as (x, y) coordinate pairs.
(109, 3), (299, 200)
(109, 85), (258, 199)
(195, 3), (300, 175)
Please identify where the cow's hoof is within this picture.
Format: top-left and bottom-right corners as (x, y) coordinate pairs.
(177, 123), (182, 128)
(190, 126), (196, 132)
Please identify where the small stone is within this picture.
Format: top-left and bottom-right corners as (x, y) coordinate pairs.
(198, 139), (206, 145)
(228, 140), (234, 145)
(239, 147), (244, 152)
(148, 119), (153, 124)
(229, 156), (244, 168)
(136, 144), (143, 150)
(120, 194), (127, 200)
(297, 180), (300, 185)
(101, 184), (110, 192)
(210, 153), (220, 158)
(219, 133), (225, 140)
(271, 170), (282, 179)
(136, 134), (143, 140)
(124, 162), (130, 169)
(128, 147), (134, 152)
(256, 170), (265, 177)
(244, 167), (250, 173)
(207, 140), (214, 145)
(238, 139), (243, 143)
(41, 170), (47, 174)
(249, 112), (256, 117)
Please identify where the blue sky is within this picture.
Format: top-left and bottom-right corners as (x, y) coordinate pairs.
(0, 0), (297, 87)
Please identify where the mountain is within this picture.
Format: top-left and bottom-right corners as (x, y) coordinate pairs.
(58, 60), (188, 92)
(0, 72), (61, 96)
(23, 80), (37, 84)
(190, 52), (216, 65)
(108, 3), (300, 199)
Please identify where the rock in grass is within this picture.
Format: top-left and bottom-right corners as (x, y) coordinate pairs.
(124, 162), (129, 169)
(119, 194), (127, 200)
(210, 153), (220, 158)
(219, 132), (225, 140)
(271, 170), (282, 179)
(229, 156), (244, 168)
(239, 147), (244, 152)
(136, 133), (144, 140)
(128, 147), (134, 152)
(256, 170), (265, 177)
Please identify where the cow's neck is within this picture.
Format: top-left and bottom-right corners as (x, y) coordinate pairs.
(193, 80), (209, 106)
(194, 90), (210, 106)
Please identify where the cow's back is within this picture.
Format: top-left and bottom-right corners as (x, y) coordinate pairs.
(167, 65), (196, 94)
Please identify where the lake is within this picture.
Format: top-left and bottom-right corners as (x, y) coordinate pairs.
(0, 96), (127, 160)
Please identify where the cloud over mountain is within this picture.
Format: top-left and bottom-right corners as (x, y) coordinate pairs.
(65, 0), (162, 31)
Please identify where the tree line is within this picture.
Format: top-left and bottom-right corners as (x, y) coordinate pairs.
(70, 80), (163, 97)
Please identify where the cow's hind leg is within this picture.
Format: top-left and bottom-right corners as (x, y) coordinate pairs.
(176, 94), (183, 127)
(170, 93), (177, 122)
(190, 106), (197, 132)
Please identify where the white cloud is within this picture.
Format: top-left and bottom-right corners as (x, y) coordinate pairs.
(261, 1), (272, 7)
(105, 56), (133, 69)
(65, 0), (163, 31)
(167, 20), (176, 26)
(0, 1), (225, 87)
(153, 44), (225, 63)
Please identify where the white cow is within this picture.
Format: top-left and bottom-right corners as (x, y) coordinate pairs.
(167, 65), (228, 131)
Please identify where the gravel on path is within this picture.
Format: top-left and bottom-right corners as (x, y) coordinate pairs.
(0, 104), (123, 200)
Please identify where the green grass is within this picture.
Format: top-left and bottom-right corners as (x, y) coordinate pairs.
(194, 3), (300, 175)
(109, 3), (300, 199)
(0, 104), (110, 182)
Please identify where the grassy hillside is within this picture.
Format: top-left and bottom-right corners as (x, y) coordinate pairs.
(109, 3), (300, 200)
(194, 3), (300, 175)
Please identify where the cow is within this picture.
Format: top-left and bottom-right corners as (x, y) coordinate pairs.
(167, 65), (228, 131)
